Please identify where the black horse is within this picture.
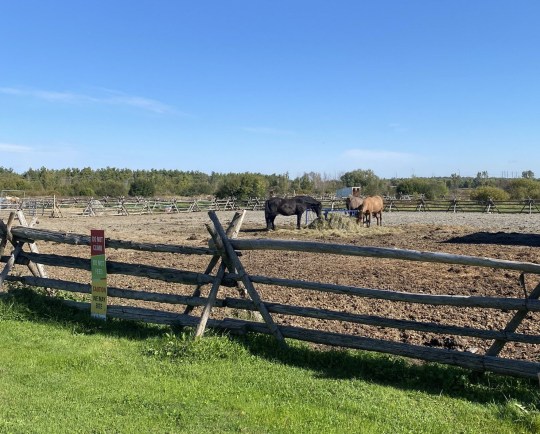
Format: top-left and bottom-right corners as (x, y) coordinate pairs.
(265, 195), (322, 230)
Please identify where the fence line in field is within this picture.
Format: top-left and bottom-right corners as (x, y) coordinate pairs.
(1, 195), (539, 218)
(1, 210), (540, 379)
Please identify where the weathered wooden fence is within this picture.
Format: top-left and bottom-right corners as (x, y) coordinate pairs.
(1, 210), (540, 379)
(2, 195), (539, 218)
(382, 197), (540, 213)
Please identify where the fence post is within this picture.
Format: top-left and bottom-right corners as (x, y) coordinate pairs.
(0, 212), (16, 256)
(0, 241), (24, 290)
(16, 211), (48, 279)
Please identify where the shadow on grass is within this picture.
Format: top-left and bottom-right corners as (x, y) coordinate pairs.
(233, 332), (540, 410)
(0, 286), (164, 340)
(3, 286), (539, 409)
(444, 232), (540, 247)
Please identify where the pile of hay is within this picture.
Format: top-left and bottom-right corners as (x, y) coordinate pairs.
(308, 213), (361, 231)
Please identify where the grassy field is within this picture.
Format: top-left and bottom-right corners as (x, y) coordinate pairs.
(1, 287), (540, 433)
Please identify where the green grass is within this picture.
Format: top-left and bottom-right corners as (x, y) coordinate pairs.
(1, 287), (540, 433)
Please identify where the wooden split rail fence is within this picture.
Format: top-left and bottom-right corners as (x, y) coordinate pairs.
(2, 196), (540, 218)
(1, 210), (540, 379)
(381, 197), (540, 213)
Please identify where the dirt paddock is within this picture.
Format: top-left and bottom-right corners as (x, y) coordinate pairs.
(11, 210), (540, 362)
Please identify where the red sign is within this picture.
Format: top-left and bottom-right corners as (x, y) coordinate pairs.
(91, 230), (105, 255)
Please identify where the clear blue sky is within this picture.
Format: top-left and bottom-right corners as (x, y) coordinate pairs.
(1, 1), (539, 179)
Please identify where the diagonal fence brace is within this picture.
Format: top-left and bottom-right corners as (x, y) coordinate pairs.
(486, 278), (540, 357)
(183, 210), (247, 315)
(195, 262), (227, 337)
(0, 211), (47, 290)
(208, 211), (286, 345)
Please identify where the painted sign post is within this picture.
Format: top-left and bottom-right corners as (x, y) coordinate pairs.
(90, 229), (107, 320)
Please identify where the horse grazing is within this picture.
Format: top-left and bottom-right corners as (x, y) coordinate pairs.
(358, 195), (384, 227)
(265, 195), (322, 230)
(345, 195), (364, 221)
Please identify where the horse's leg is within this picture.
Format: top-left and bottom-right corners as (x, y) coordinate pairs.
(266, 213), (275, 230)
(296, 212), (302, 229)
(266, 215), (273, 230)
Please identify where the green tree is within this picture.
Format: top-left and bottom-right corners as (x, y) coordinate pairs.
(95, 180), (129, 197)
(450, 173), (461, 192)
(472, 171), (491, 188)
(214, 173), (267, 200)
(129, 179), (156, 197)
(522, 170), (535, 179)
(293, 173), (314, 193)
(340, 169), (383, 195)
(267, 173), (290, 195)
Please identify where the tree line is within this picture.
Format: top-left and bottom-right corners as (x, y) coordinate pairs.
(0, 166), (538, 201)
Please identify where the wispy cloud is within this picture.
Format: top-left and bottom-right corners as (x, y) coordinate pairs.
(343, 149), (416, 162)
(242, 126), (296, 135)
(0, 86), (177, 114)
(388, 123), (408, 133)
(0, 142), (33, 153)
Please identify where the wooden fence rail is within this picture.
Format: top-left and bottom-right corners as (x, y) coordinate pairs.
(1, 211), (540, 379)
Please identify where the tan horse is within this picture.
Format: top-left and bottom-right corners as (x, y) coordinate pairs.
(359, 195), (384, 227)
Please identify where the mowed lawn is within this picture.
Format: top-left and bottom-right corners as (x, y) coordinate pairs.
(1, 288), (539, 433)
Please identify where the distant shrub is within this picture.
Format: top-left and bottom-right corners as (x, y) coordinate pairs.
(395, 178), (448, 199)
(470, 186), (510, 202)
(506, 179), (540, 200)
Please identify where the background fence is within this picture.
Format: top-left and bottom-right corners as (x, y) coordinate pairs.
(1, 210), (539, 379)
(1, 195), (539, 218)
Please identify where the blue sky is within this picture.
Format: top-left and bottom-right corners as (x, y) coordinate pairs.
(1, 1), (539, 179)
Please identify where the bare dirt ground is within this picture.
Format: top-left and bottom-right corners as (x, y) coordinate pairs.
(15, 210), (540, 362)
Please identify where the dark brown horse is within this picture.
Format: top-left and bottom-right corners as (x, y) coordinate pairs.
(265, 195), (322, 230)
(345, 195), (365, 222)
(345, 195), (363, 210)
